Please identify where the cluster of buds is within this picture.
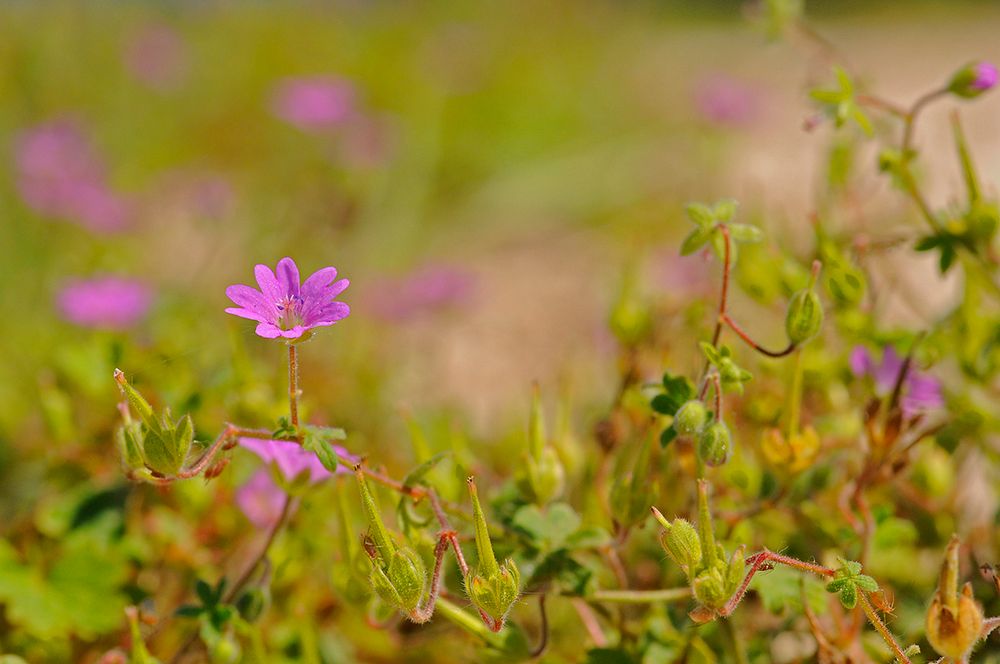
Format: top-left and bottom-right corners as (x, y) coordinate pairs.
(653, 480), (745, 622)
(465, 478), (521, 630)
(673, 398), (732, 468)
(114, 369), (196, 481)
(925, 535), (985, 661)
(355, 469), (428, 616)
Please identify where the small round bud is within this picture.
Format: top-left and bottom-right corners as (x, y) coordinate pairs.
(660, 518), (702, 574)
(674, 400), (708, 436)
(698, 421), (732, 467)
(785, 288), (823, 344)
(948, 61), (998, 99)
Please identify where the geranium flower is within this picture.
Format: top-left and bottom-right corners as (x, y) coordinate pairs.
(236, 469), (287, 528)
(849, 345), (944, 417)
(270, 76), (356, 131)
(693, 74), (759, 127)
(239, 437), (355, 484)
(56, 277), (153, 329)
(225, 257), (350, 341)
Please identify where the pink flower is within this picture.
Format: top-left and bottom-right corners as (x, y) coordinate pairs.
(693, 74), (759, 127)
(270, 76), (356, 131)
(236, 469), (287, 528)
(123, 23), (189, 91)
(14, 119), (130, 233)
(972, 61), (998, 91)
(56, 277), (153, 330)
(225, 257), (350, 341)
(367, 264), (476, 321)
(239, 437), (355, 483)
(849, 345), (944, 417)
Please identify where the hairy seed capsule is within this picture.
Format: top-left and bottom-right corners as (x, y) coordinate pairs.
(674, 400), (709, 436)
(698, 421), (732, 467)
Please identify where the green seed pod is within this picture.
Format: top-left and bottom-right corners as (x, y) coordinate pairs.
(466, 559), (521, 625)
(697, 421), (732, 467)
(674, 400), (708, 436)
(370, 546), (427, 614)
(235, 587), (269, 623)
(693, 566), (729, 609)
(660, 518), (702, 575)
(785, 288), (823, 344)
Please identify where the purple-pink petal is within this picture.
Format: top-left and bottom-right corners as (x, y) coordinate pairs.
(254, 264), (284, 304)
(254, 322), (284, 338)
(973, 62), (998, 91)
(848, 346), (873, 377)
(239, 437), (354, 483)
(301, 267), (339, 298)
(276, 257), (300, 297)
(236, 469), (287, 528)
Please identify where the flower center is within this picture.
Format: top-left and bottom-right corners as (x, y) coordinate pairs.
(275, 295), (304, 330)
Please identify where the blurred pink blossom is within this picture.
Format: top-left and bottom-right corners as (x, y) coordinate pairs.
(123, 23), (189, 91)
(849, 345), (944, 417)
(14, 119), (131, 233)
(693, 74), (759, 127)
(367, 264), (477, 321)
(236, 469), (287, 528)
(270, 76), (357, 131)
(56, 277), (153, 330)
(239, 437), (355, 483)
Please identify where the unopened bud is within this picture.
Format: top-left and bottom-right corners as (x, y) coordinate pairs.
(370, 546), (427, 614)
(698, 421), (732, 467)
(926, 535), (984, 660)
(466, 477), (521, 624)
(948, 61), (998, 99)
(785, 264), (824, 345)
(659, 518), (702, 574)
(674, 400), (708, 436)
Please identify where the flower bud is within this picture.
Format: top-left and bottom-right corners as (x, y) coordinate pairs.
(948, 61), (998, 99)
(658, 518), (702, 574)
(926, 535), (984, 660)
(235, 587), (268, 623)
(525, 447), (565, 505)
(113, 369), (194, 478)
(785, 288), (823, 345)
(466, 478), (521, 625)
(370, 546), (427, 614)
(674, 400), (708, 436)
(698, 421), (732, 467)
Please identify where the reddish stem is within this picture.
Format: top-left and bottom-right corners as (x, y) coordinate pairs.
(720, 314), (797, 358)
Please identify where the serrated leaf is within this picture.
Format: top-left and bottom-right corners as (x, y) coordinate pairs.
(838, 584), (857, 609)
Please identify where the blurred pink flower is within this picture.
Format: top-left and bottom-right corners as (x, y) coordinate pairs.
(367, 264), (476, 321)
(270, 76), (356, 131)
(239, 437), (355, 483)
(236, 469), (287, 528)
(693, 74), (759, 127)
(225, 257), (350, 341)
(123, 23), (189, 91)
(972, 61), (998, 91)
(14, 119), (131, 233)
(849, 345), (944, 417)
(56, 277), (153, 330)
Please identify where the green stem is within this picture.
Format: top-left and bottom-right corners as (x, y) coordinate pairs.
(723, 616), (749, 664)
(589, 588), (691, 603)
(858, 591), (912, 664)
(288, 345), (300, 432)
(435, 597), (506, 648)
(786, 349), (804, 438)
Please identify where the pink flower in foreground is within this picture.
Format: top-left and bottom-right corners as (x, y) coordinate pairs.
(368, 264), (476, 321)
(236, 469), (287, 528)
(14, 119), (131, 233)
(693, 74), (759, 127)
(239, 437), (355, 483)
(849, 345), (944, 417)
(56, 277), (153, 330)
(225, 257), (350, 341)
(270, 76), (356, 131)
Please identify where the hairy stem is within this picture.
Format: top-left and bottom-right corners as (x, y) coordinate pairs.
(288, 344), (300, 432)
(858, 591), (912, 664)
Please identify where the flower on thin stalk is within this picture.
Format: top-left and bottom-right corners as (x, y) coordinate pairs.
(225, 257), (350, 342)
(57, 277), (153, 330)
(849, 345), (943, 417)
(239, 437), (354, 484)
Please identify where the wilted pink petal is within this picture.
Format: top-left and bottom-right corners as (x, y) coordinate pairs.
(271, 76), (356, 131)
(56, 277), (153, 330)
(236, 469), (287, 528)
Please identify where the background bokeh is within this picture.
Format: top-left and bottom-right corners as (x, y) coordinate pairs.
(2, 1), (1000, 662)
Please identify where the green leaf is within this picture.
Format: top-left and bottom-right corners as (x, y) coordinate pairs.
(175, 605), (204, 618)
(729, 223), (763, 244)
(680, 226), (713, 256)
(837, 583), (857, 609)
(660, 424), (678, 447)
(195, 579), (216, 607)
(300, 424), (347, 473)
(512, 502), (581, 551)
(712, 199), (738, 222)
(401, 451), (450, 489)
(685, 203), (714, 228)
(854, 574), (879, 593)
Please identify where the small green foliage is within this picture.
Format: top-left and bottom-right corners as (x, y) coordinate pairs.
(699, 344), (752, 394)
(810, 67), (874, 135)
(299, 424), (346, 473)
(825, 559), (878, 610)
(113, 370), (195, 477)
